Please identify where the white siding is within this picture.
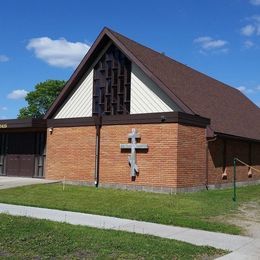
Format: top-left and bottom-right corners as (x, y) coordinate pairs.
(130, 64), (181, 114)
(54, 69), (93, 119)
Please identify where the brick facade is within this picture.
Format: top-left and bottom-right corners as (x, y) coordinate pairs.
(208, 139), (260, 187)
(99, 124), (178, 189)
(46, 123), (179, 189)
(177, 124), (207, 188)
(45, 123), (260, 192)
(45, 126), (96, 181)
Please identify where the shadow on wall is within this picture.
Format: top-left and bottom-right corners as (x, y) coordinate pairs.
(208, 138), (260, 172)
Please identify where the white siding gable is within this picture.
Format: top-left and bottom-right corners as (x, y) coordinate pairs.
(54, 69), (93, 119)
(130, 64), (181, 114)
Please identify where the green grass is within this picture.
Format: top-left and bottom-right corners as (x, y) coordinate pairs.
(0, 214), (225, 259)
(0, 183), (259, 234)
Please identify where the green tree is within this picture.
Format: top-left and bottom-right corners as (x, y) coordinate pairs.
(18, 80), (66, 119)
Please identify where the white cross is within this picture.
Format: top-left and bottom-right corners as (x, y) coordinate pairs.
(120, 128), (148, 177)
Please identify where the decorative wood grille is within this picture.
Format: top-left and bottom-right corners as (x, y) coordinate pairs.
(93, 44), (131, 116)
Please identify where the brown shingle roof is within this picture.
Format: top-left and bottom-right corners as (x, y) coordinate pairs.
(108, 29), (260, 141)
(45, 27), (260, 141)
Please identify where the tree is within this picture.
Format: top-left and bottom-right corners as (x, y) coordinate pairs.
(18, 80), (66, 119)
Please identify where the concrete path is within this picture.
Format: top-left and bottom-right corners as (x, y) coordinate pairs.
(0, 176), (58, 190)
(0, 203), (259, 259)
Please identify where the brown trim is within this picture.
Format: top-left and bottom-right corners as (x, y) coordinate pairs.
(102, 112), (209, 127)
(44, 27), (193, 119)
(222, 139), (227, 173)
(215, 132), (260, 144)
(94, 116), (102, 187)
(205, 136), (217, 188)
(47, 112), (210, 128)
(249, 142), (252, 166)
(205, 141), (209, 189)
(0, 119), (46, 130)
(47, 117), (95, 128)
(0, 128), (46, 133)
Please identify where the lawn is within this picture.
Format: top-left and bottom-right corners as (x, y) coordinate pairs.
(0, 183), (259, 235)
(0, 214), (225, 259)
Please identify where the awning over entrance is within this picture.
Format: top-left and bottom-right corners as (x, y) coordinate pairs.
(0, 119), (47, 178)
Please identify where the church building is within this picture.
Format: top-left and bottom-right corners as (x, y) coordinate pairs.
(0, 27), (260, 192)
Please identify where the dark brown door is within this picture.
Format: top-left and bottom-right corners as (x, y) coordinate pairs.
(6, 155), (19, 176)
(5, 132), (35, 177)
(6, 155), (35, 177)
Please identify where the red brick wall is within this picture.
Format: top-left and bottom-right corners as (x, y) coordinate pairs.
(99, 124), (178, 188)
(208, 139), (225, 185)
(177, 124), (207, 188)
(208, 139), (260, 186)
(45, 123), (260, 190)
(45, 126), (96, 181)
(252, 143), (260, 174)
(45, 123), (180, 188)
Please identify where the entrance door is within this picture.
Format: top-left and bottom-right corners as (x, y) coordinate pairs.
(6, 155), (35, 177)
(6, 132), (36, 177)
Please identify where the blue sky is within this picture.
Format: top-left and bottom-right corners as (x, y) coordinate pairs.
(1, 0), (260, 119)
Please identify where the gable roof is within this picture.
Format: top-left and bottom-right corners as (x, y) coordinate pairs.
(45, 27), (260, 141)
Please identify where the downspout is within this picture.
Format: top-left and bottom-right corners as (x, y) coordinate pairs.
(205, 126), (217, 190)
(94, 116), (102, 187)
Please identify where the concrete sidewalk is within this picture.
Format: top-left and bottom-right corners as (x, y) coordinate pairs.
(0, 203), (259, 259)
(0, 177), (58, 190)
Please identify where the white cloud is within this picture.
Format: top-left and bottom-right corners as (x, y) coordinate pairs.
(7, 89), (28, 100)
(240, 16), (260, 38)
(252, 15), (260, 22)
(251, 16), (260, 35)
(250, 0), (260, 5)
(0, 106), (7, 111)
(194, 36), (228, 54)
(194, 37), (227, 49)
(256, 24), (260, 35)
(239, 85), (260, 93)
(244, 40), (255, 48)
(241, 24), (255, 36)
(0, 116), (7, 119)
(0, 55), (9, 62)
(237, 86), (255, 94)
(27, 37), (90, 68)
(237, 86), (247, 92)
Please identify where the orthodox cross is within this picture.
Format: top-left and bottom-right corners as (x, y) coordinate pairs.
(120, 128), (148, 177)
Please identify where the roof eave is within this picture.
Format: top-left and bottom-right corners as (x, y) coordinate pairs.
(214, 132), (260, 143)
